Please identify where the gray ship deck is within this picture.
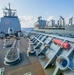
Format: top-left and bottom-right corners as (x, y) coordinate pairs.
(0, 37), (73, 75)
(0, 37), (46, 75)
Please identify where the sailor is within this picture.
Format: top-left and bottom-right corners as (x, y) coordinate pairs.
(14, 31), (18, 37)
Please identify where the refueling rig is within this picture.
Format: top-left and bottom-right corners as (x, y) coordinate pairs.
(27, 16), (74, 75)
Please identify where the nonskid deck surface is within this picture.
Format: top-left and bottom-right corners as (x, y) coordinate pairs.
(0, 37), (45, 75)
(5, 62), (45, 75)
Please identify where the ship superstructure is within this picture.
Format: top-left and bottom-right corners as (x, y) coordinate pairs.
(34, 16), (74, 36)
(0, 3), (21, 34)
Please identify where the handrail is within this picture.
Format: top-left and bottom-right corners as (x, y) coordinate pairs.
(30, 31), (74, 43)
(34, 37), (44, 44)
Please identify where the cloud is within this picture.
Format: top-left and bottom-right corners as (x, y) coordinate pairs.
(0, 12), (3, 17)
(47, 16), (55, 21)
(19, 15), (74, 28)
(19, 15), (37, 28)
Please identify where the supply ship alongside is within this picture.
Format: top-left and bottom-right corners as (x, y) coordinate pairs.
(27, 16), (74, 75)
(0, 3), (74, 75)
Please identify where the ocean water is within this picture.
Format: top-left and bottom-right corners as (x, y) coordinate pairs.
(22, 28), (33, 33)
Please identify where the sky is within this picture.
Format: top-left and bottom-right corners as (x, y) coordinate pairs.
(0, 0), (74, 28)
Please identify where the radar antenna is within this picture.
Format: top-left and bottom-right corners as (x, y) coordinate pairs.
(3, 3), (16, 16)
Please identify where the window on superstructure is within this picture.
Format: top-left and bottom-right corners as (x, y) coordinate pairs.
(10, 29), (12, 31)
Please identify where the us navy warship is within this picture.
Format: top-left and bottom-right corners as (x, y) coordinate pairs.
(0, 3), (74, 75)
(0, 3), (45, 75)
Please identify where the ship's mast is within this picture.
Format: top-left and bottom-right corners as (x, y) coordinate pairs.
(3, 3), (16, 17)
(8, 3), (12, 16)
(9, 3), (10, 9)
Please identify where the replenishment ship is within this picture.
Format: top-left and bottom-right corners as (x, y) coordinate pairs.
(27, 16), (74, 75)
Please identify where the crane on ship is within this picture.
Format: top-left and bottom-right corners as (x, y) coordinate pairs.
(69, 17), (73, 25)
(59, 16), (65, 26)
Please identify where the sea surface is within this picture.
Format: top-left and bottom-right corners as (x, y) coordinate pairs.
(22, 28), (33, 33)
